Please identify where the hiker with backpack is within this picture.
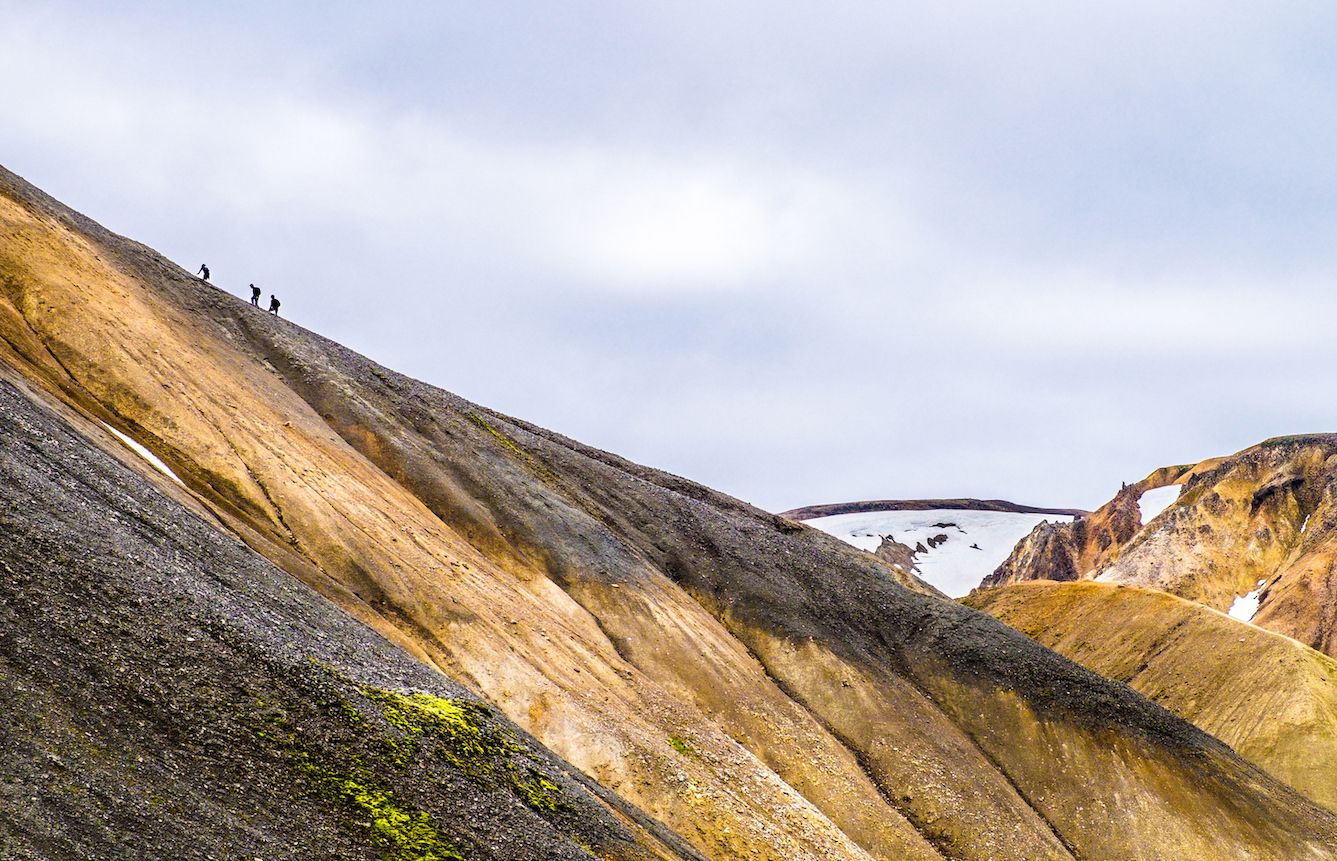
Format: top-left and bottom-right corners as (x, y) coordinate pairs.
(250, 284), (261, 306)
(269, 295), (281, 316)
(196, 263), (210, 281)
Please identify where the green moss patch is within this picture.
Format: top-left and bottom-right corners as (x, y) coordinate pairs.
(302, 758), (464, 861)
(361, 686), (564, 813)
(464, 411), (559, 485)
(252, 705), (465, 861)
(242, 667), (569, 861)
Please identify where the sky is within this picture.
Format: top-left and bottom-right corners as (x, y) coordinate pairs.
(3, 2), (1336, 513)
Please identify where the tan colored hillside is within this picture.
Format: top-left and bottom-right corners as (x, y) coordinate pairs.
(3, 164), (1336, 860)
(966, 580), (1337, 812)
(989, 442), (1337, 657)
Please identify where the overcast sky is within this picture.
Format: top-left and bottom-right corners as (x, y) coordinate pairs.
(4, 2), (1336, 512)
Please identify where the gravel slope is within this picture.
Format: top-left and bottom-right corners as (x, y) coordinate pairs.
(0, 369), (700, 861)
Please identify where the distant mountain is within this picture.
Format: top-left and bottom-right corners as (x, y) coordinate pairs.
(989, 443), (1337, 658)
(782, 498), (1088, 520)
(3, 163), (1334, 860)
(983, 465), (1193, 590)
(789, 499), (1084, 597)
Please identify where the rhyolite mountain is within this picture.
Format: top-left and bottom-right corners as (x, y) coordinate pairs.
(989, 443), (1337, 658)
(2, 163), (1335, 860)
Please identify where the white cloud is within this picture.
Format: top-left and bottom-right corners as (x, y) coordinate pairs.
(0, 22), (872, 296)
(550, 166), (804, 289)
(939, 271), (1323, 354)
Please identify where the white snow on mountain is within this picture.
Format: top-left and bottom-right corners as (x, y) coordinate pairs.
(1137, 484), (1182, 524)
(100, 421), (185, 487)
(804, 509), (1074, 598)
(1228, 580), (1266, 623)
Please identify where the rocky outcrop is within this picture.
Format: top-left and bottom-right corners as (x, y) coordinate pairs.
(3, 163), (1335, 859)
(873, 535), (920, 573)
(967, 580), (1337, 813)
(985, 519), (1080, 585)
(983, 466), (1191, 589)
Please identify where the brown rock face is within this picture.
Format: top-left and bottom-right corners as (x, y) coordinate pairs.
(985, 519), (1080, 585)
(3, 164), (1336, 859)
(873, 535), (920, 573)
(989, 440), (1337, 656)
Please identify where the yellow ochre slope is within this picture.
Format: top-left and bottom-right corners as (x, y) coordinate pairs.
(967, 580), (1337, 812)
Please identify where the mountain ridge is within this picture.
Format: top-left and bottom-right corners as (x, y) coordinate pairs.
(781, 498), (1089, 520)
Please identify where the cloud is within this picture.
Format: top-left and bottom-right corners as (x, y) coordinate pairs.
(0, 22), (875, 296)
(547, 163), (808, 290)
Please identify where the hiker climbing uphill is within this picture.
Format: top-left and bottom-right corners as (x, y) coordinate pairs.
(249, 284), (260, 306)
(269, 294), (281, 316)
(196, 263), (210, 281)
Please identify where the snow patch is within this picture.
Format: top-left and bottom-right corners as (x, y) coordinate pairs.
(1137, 484), (1182, 524)
(99, 422), (185, 487)
(1228, 580), (1266, 623)
(804, 509), (1073, 598)
(1300, 514), (1311, 534)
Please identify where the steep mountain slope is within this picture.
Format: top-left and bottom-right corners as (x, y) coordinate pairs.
(0, 368), (697, 861)
(3, 163), (1336, 859)
(966, 581), (1337, 812)
(990, 443), (1337, 656)
(792, 501), (1079, 597)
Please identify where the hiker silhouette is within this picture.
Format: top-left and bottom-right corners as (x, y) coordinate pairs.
(269, 295), (281, 316)
(249, 284), (260, 306)
(196, 264), (210, 281)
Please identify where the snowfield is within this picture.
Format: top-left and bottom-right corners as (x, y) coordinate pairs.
(804, 509), (1074, 597)
(1137, 484), (1182, 524)
(1228, 580), (1266, 623)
